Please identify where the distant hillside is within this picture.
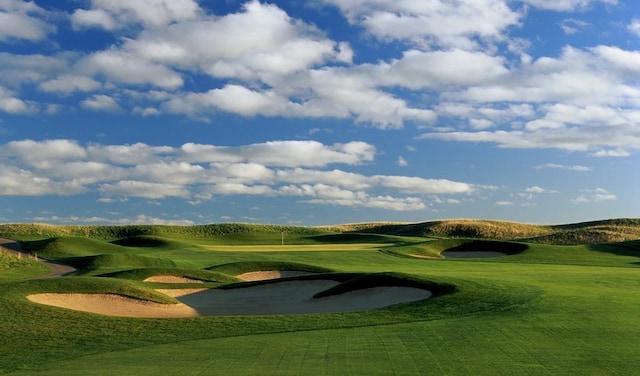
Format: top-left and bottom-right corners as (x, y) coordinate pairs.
(335, 218), (640, 245)
(0, 218), (639, 245)
(0, 223), (331, 242)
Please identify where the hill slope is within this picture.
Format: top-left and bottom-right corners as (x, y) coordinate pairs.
(0, 218), (639, 245)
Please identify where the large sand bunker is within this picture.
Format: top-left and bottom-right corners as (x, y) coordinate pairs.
(27, 279), (431, 318)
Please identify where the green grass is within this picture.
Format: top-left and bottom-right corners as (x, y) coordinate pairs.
(0, 219), (639, 374)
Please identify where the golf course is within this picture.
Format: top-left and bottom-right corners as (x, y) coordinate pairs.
(0, 218), (639, 375)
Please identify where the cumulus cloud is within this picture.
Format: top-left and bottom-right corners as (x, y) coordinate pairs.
(0, 0), (55, 41)
(71, 0), (201, 30)
(181, 140), (376, 167)
(0, 53), (70, 87)
(417, 123), (640, 154)
(520, 0), (616, 11)
(39, 75), (102, 94)
(0, 139), (478, 211)
(78, 50), (184, 89)
(122, 1), (345, 80)
(81, 94), (122, 112)
(321, 0), (522, 49)
(0, 86), (31, 114)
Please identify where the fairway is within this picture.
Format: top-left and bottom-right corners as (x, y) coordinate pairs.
(198, 243), (389, 251)
(0, 220), (639, 375)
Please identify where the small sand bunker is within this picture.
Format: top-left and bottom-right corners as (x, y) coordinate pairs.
(236, 270), (317, 281)
(27, 279), (431, 318)
(442, 251), (506, 258)
(143, 275), (205, 283)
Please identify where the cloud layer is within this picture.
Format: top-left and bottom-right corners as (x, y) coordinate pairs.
(0, 139), (476, 211)
(0, 0), (636, 154)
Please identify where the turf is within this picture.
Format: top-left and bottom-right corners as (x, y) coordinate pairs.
(0, 219), (639, 375)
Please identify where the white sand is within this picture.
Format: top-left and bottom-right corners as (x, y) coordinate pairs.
(143, 275), (205, 283)
(27, 279), (432, 318)
(236, 270), (318, 281)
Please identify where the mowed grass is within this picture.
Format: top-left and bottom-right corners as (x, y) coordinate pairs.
(0, 220), (639, 375)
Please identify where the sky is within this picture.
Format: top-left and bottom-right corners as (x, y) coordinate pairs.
(0, 0), (639, 226)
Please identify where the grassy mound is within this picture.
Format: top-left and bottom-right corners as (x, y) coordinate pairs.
(19, 237), (125, 259)
(208, 260), (334, 276)
(110, 236), (175, 248)
(98, 267), (238, 283)
(382, 239), (528, 258)
(61, 254), (177, 275)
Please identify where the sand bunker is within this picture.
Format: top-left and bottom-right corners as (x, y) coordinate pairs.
(27, 279), (431, 318)
(236, 270), (318, 281)
(143, 275), (205, 283)
(27, 293), (199, 318)
(442, 251), (507, 258)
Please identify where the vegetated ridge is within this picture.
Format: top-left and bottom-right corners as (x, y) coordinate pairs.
(1, 218), (639, 245)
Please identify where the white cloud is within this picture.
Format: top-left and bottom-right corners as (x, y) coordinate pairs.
(71, 0), (201, 29)
(71, 9), (116, 30)
(628, 19), (640, 36)
(0, 53), (71, 87)
(560, 18), (590, 35)
(39, 75), (102, 94)
(322, 0), (522, 49)
(81, 94), (121, 112)
(418, 118), (640, 154)
(181, 140), (376, 167)
(380, 49), (509, 89)
(397, 156), (408, 167)
(164, 85), (290, 117)
(4, 139), (87, 169)
(370, 175), (474, 194)
(525, 186), (547, 194)
(571, 188), (617, 203)
(0, 0), (54, 41)
(78, 50), (184, 89)
(0, 86), (30, 114)
(591, 149), (630, 157)
(124, 1), (343, 79)
(534, 163), (591, 171)
(0, 139), (479, 211)
(495, 201), (514, 206)
(520, 0), (617, 11)
(0, 164), (85, 196)
(100, 181), (190, 199)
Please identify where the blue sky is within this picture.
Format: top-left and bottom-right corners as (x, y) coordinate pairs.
(0, 0), (638, 226)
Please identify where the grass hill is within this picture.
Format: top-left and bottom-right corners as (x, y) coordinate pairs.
(1, 218), (639, 245)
